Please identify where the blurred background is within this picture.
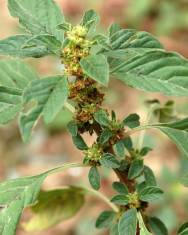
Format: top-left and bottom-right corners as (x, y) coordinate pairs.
(1, 0), (188, 234)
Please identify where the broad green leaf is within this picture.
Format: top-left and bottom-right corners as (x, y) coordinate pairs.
(111, 51), (188, 96)
(72, 134), (88, 150)
(0, 162), (83, 235)
(137, 213), (152, 235)
(148, 217), (168, 235)
(103, 29), (163, 62)
(178, 222), (188, 235)
(140, 147), (152, 157)
(99, 129), (113, 144)
(42, 77), (69, 123)
(108, 23), (121, 37)
(0, 87), (22, 124)
(150, 118), (188, 157)
(80, 54), (109, 86)
(0, 60), (38, 124)
(128, 160), (144, 180)
(118, 208), (137, 235)
(0, 60), (38, 89)
(100, 153), (120, 169)
(0, 173), (47, 235)
(109, 29), (163, 50)
(144, 166), (157, 186)
(113, 140), (125, 158)
(67, 121), (78, 136)
(93, 34), (110, 51)
(123, 137), (133, 150)
(123, 113), (140, 129)
(138, 186), (163, 202)
(110, 223), (119, 235)
(112, 182), (129, 195)
(88, 166), (100, 190)
(95, 211), (115, 229)
(0, 35), (49, 58)
(94, 109), (110, 127)
(19, 75), (69, 141)
(111, 195), (129, 205)
(80, 9), (99, 31)
(24, 187), (85, 232)
(23, 34), (62, 56)
(8, 0), (64, 41)
(57, 22), (72, 31)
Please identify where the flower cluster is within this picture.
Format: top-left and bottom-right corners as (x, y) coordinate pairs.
(61, 25), (92, 76)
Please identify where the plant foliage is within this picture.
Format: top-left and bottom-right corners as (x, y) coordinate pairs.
(0, 0), (188, 234)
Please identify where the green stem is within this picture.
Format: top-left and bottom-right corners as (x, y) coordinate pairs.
(46, 162), (86, 176)
(126, 125), (150, 137)
(64, 101), (76, 113)
(137, 106), (155, 149)
(83, 186), (119, 213)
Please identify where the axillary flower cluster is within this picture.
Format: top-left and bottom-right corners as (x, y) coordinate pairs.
(61, 25), (104, 130)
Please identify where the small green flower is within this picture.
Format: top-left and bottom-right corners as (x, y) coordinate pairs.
(128, 192), (140, 209)
(84, 144), (103, 162)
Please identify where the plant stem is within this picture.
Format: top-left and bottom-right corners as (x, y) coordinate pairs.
(137, 105), (156, 149)
(46, 162), (86, 176)
(64, 101), (76, 113)
(83, 186), (119, 213)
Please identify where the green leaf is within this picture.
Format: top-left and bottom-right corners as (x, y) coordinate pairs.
(0, 60), (38, 89)
(0, 59), (38, 125)
(0, 87), (22, 124)
(138, 186), (163, 202)
(111, 51), (188, 96)
(88, 166), (100, 190)
(96, 211), (115, 229)
(100, 153), (120, 169)
(148, 217), (168, 235)
(0, 162), (83, 235)
(94, 109), (110, 127)
(23, 34), (62, 56)
(143, 166), (157, 186)
(80, 54), (109, 86)
(118, 208), (137, 235)
(140, 147), (152, 157)
(72, 134), (88, 150)
(0, 173), (47, 235)
(80, 9), (99, 31)
(123, 137), (133, 150)
(42, 77), (69, 123)
(108, 23), (121, 37)
(109, 29), (163, 51)
(150, 118), (188, 157)
(99, 129), (113, 144)
(57, 22), (72, 31)
(123, 113), (140, 128)
(111, 195), (129, 205)
(137, 213), (152, 235)
(178, 222), (188, 235)
(113, 140), (125, 158)
(19, 75), (69, 141)
(93, 34), (110, 51)
(0, 35), (50, 58)
(112, 182), (129, 195)
(8, 0), (64, 41)
(67, 121), (78, 136)
(128, 160), (144, 180)
(110, 223), (119, 235)
(24, 187), (85, 232)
